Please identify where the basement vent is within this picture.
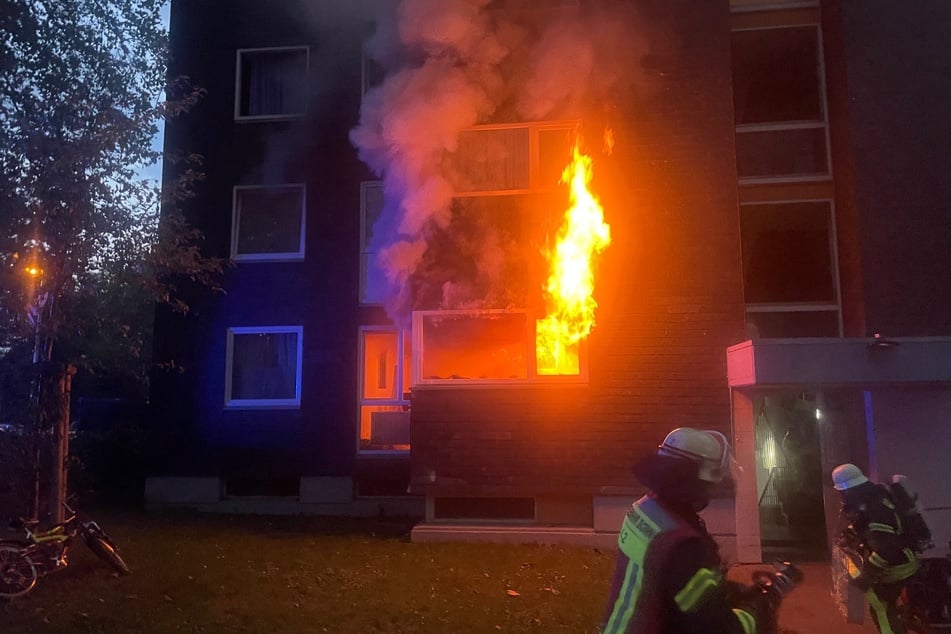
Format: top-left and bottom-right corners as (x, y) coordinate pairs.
(225, 477), (299, 498)
(433, 497), (535, 521)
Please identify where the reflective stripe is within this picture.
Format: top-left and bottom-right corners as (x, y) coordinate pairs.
(604, 558), (641, 634)
(868, 522), (896, 534)
(866, 588), (896, 634)
(882, 498), (895, 510)
(868, 552), (890, 569)
(674, 567), (719, 612)
(732, 608), (756, 634)
(604, 506), (657, 633)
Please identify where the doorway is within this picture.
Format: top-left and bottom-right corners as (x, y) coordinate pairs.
(754, 392), (828, 561)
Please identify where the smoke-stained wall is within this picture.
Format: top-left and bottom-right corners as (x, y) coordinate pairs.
(409, 0), (747, 498)
(350, 0), (653, 325)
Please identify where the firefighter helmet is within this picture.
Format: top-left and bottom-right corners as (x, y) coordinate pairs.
(657, 428), (730, 483)
(832, 463), (868, 491)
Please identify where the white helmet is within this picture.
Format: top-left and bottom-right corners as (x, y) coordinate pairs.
(832, 463), (868, 491)
(657, 428), (730, 483)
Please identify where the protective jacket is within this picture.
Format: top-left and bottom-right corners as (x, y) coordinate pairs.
(839, 482), (920, 586)
(601, 495), (758, 634)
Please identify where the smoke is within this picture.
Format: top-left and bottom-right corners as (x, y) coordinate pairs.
(350, 0), (650, 325)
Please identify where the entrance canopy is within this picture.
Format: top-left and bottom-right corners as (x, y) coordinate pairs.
(727, 337), (951, 388)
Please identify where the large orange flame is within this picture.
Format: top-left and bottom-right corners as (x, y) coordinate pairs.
(536, 141), (611, 375)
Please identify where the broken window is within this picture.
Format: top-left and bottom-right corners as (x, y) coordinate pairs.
(412, 310), (587, 384)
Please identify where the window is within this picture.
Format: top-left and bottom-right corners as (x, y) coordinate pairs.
(451, 121), (577, 195)
(358, 328), (411, 452)
(225, 327), (303, 408)
(361, 51), (385, 96)
(360, 181), (386, 304)
(412, 310), (588, 385)
(232, 185), (305, 262)
(740, 201), (841, 337)
(731, 25), (829, 182)
(235, 47), (308, 120)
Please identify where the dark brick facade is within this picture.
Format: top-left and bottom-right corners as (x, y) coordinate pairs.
(410, 0), (747, 498)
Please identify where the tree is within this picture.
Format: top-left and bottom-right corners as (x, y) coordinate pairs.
(0, 0), (224, 519)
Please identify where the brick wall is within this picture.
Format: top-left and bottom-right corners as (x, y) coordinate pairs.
(410, 0), (747, 498)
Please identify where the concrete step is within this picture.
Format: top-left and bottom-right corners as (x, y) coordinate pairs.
(411, 522), (618, 548)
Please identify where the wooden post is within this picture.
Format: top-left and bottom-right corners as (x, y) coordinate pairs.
(45, 363), (76, 523)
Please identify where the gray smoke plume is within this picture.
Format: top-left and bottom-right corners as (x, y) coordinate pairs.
(350, 0), (650, 325)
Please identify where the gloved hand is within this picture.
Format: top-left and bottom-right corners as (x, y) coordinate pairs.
(734, 583), (779, 634)
(848, 573), (871, 592)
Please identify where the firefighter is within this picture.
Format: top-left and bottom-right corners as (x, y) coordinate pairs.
(832, 463), (921, 634)
(600, 427), (773, 634)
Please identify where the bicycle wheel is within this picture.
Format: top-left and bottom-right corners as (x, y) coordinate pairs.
(0, 544), (38, 598)
(84, 535), (130, 575)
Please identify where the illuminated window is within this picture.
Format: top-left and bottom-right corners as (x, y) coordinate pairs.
(740, 201), (841, 337)
(235, 47), (308, 120)
(360, 181), (386, 304)
(358, 328), (411, 452)
(225, 326), (303, 408)
(231, 185), (305, 262)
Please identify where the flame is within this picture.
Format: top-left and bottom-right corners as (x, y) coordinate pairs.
(536, 141), (611, 375)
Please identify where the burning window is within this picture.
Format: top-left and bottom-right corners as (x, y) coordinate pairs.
(409, 137), (609, 385)
(412, 309), (589, 384)
(235, 47), (308, 120)
(359, 328), (411, 452)
(225, 327), (303, 408)
(231, 185), (305, 262)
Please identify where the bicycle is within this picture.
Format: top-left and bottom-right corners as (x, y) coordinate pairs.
(0, 496), (130, 598)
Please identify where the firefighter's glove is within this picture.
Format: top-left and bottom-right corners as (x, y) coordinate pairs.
(734, 585), (777, 633)
(849, 574), (871, 592)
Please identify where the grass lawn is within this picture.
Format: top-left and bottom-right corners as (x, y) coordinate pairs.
(1, 509), (617, 633)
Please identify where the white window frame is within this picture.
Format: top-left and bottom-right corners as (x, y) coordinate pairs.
(234, 46), (309, 122)
(225, 326), (303, 409)
(231, 184), (306, 262)
(740, 198), (843, 337)
(731, 23), (832, 185)
(453, 120), (579, 197)
(357, 326), (410, 455)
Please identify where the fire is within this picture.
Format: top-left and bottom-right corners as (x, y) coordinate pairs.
(536, 140), (611, 375)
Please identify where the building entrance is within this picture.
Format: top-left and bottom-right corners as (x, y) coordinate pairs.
(754, 392), (828, 561)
